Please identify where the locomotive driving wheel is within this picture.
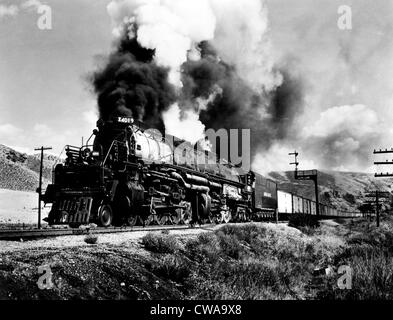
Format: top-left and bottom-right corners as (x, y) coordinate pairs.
(216, 211), (224, 224)
(171, 210), (181, 225)
(144, 213), (156, 226)
(144, 210), (165, 226)
(126, 215), (139, 227)
(173, 201), (192, 225)
(98, 204), (113, 227)
(158, 214), (170, 225)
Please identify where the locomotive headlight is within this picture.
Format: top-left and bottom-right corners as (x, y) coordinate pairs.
(91, 151), (100, 157)
(82, 148), (91, 158)
(244, 185), (253, 193)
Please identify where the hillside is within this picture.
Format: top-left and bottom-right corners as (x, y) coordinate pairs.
(269, 170), (393, 211)
(0, 144), (56, 192)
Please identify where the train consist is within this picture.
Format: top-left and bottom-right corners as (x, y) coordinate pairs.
(276, 191), (360, 219)
(43, 117), (358, 227)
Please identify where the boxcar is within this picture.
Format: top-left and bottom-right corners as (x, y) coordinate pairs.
(293, 195), (303, 213)
(303, 198), (311, 214)
(311, 201), (317, 215)
(277, 190), (292, 214)
(253, 173), (277, 213)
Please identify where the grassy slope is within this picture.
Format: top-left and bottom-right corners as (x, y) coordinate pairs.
(1, 216), (393, 300)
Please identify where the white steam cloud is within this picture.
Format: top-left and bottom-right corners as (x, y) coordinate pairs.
(107, 0), (216, 86)
(106, 0), (281, 146)
(162, 103), (205, 143)
(107, 0), (280, 90)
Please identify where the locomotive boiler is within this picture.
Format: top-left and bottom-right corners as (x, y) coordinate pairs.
(43, 116), (277, 227)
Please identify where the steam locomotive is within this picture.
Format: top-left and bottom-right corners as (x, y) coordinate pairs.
(43, 116), (278, 227)
(43, 116), (354, 227)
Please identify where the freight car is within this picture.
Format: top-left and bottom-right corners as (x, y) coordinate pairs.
(42, 116), (355, 227)
(276, 190), (361, 219)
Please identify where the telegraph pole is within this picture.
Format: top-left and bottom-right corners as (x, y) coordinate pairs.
(35, 146), (52, 229)
(289, 151), (320, 217)
(374, 148), (393, 177)
(376, 191), (380, 227)
(289, 151), (299, 175)
(365, 190), (390, 227)
(373, 148), (393, 226)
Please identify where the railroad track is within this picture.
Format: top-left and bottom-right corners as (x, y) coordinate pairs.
(0, 214), (360, 241)
(0, 224), (213, 241)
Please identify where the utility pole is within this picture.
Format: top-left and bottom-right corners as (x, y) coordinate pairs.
(289, 151), (299, 174)
(289, 151), (320, 217)
(374, 148), (393, 177)
(365, 190), (390, 227)
(35, 146), (52, 229)
(373, 148), (393, 226)
(376, 191), (380, 227)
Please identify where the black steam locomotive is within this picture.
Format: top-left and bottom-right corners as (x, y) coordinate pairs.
(43, 117), (278, 227)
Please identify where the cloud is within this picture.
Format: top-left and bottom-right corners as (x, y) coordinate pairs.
(0, 0), (44, 19)
(252, 104), (383, 173)
(300, 104), (382, 171)
(21, 0), (44, 9)
(0, 123), (23, 137)
(82, 110), (98, 128)
(33, 123), (53, 138)
(249, 0), (393, 172)
(302, 104), (379, 140)
(0, 122), (75, 156)
(0, 4), (19, 18)
(0, 123), (33, 153)
(253, 143), (317, 175)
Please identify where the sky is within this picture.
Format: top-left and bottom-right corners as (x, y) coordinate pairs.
(0, 0), (113, 155)
(0, 0), (392, 173)
(260, 0), (393, 174)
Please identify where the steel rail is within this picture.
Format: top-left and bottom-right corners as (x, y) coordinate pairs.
(0, 224), (208, 241)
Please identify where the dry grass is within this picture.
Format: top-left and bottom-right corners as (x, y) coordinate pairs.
(317, 216), (393, 299)
(141, 232), (182, 254)
(84, 233), (98, 245)
(142, 223), (338, 299)
(144, 218), (393, 300)
(2, 217), (393, 300)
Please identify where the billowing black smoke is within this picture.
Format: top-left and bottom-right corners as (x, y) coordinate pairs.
(91, 27), (304, 161)
(92, 26), (177, 132)
(181, 42), (304, 159)
(267, 68), (305, 145)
